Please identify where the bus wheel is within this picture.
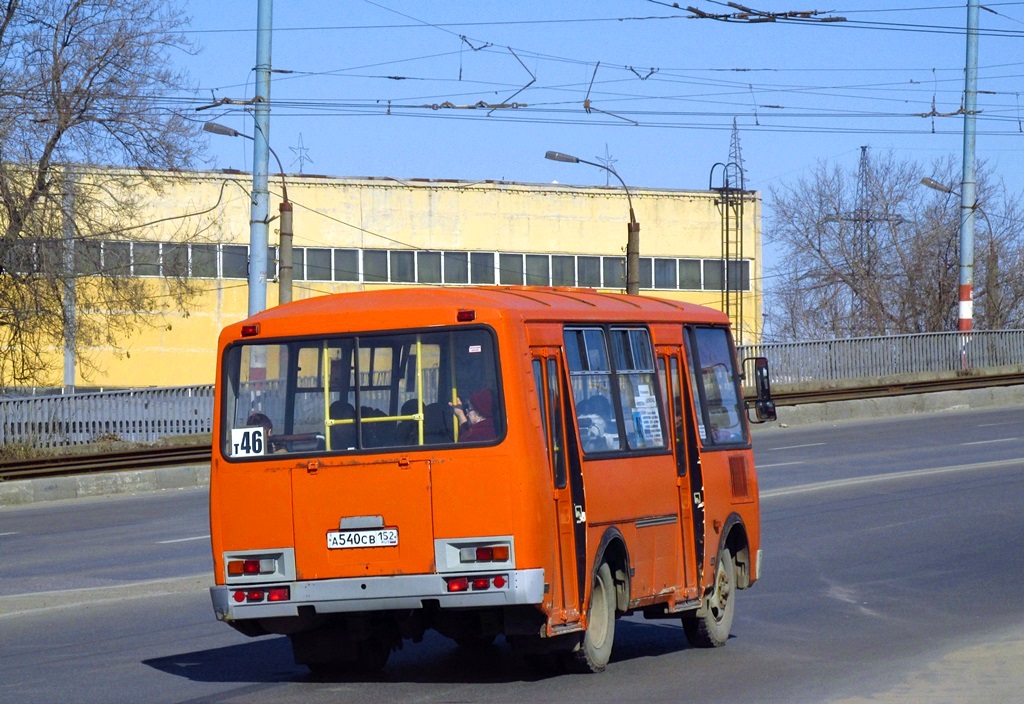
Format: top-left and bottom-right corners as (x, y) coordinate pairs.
(574, 562), (616, 673)
(683, 548), (735, 648)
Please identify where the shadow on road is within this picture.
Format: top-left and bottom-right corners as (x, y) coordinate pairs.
(142, 619), (703, 685)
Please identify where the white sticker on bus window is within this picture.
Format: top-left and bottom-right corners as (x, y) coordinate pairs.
(231, 427), (267, 457)
(468, 344), (482, 353)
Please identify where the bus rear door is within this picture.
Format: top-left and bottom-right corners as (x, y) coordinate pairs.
(532, 349), (585, 631)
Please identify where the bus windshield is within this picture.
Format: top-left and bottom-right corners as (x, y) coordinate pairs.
(221, 327), (502, 458)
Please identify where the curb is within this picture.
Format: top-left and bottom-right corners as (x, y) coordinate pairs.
(0, 464), (210, 507)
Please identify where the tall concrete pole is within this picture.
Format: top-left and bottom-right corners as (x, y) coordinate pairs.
(62, 168), (76, 392)
(958, 0), (979, 334)
(248, 0), (273, 317)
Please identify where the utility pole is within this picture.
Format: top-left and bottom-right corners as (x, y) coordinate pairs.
(248, 0), (273, 318)
(958, 0), (979, 334)
(62, 168), (76, 393)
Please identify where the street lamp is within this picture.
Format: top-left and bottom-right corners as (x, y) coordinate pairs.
(920, 176), (977, 334)
(203, 121), (294, 306)
(545, 150), (640, 295)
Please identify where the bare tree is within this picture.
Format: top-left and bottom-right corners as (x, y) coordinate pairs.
(765, 151), (1024, 341)
(0, 0), (205, 389)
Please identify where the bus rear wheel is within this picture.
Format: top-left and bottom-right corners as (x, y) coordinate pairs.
(683, 548), (735, 648)
(573, 562), (616, 673)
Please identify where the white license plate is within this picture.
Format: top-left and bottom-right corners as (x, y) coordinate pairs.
(326, 528), (399, 550)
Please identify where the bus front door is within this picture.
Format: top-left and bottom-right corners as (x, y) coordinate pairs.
(532, 354), (585, 629)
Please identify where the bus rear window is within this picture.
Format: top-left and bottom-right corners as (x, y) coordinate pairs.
(221, 328), (503, 458)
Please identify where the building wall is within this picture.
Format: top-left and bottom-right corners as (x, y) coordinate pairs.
(59, 170), (763, 388)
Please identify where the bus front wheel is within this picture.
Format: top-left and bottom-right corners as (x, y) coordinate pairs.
(683, 548), (735, 648)
(574, 562), (616, 672)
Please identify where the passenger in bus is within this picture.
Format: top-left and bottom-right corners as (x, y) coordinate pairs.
(328, 401), (357, 450)
(396, 398), (421, 445)
(577, 394), (614, 452)
(450, 388), (497, 442)
(246, 412), (272, 436)
(246, 412), (282, 453)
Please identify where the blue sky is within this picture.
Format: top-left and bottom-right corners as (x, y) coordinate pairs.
(177, 1), (1024, 250)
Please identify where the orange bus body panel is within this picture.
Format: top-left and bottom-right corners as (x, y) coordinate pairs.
(209, 286), (762, 669)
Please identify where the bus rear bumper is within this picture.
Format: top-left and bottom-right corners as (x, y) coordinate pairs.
(211, 568), (546, 622)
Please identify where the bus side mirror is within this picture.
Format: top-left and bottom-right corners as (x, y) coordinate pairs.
(746, 356), (776, 423)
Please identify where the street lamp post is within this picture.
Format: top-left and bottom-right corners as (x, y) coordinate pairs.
(920, 175), (981, 334)
(203, 121), (293, 306)
(545, 150), (640, 295)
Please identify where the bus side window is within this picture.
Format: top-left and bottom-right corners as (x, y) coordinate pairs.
(612, 328), (666, 451)
(657, 355), (686, 459)
(547, 358), (567, 489)
(532, 360), (548, 439)
(687, 326), (747, 446)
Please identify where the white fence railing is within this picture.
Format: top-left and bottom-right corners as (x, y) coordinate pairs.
(738, 330), (1024, 385)
(0, 385), (214, 449)
(2, 331), (1022, 449)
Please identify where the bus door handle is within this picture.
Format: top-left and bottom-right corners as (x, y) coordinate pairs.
(574, 504), (586, 524)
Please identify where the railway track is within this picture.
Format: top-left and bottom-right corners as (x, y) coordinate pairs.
(0, 445), (211, 482)
(3, 372), (1022, 483)
(770, 370), (1024, 405)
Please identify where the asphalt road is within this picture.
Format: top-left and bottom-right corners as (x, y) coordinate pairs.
(1, 404), (1023, 703)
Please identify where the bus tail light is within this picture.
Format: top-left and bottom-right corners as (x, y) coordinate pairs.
(231, 586), (290, 603)
(458, 544), (510, 564)
(446, 577), (469, 592)
(228, 558), (276, 576)
(446, 575), (508, 592)
(267, 587), (290, 602)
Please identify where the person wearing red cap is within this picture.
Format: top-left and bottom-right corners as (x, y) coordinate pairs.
(450, 388), (497, 442)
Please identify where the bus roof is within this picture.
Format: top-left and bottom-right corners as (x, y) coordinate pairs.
(223, 287), (731, 340)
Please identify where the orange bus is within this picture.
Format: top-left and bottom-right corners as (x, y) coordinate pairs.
(209, 286), (775, 673)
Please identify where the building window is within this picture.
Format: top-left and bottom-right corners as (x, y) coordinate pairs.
(74, 241), (102, 275)
(417, 251), (441, 283)
(578, 256), (600, 288)
(163, 243), (188, 278)
(192, 244), (218, 278)
(499, 253), (523, 285)
(525, 254), (549, 286)
(134, 242), (160, 277)
(290, 248), (304, 281)
(470, 252), (494, 284)
(306, 248), (332, 281)
(221, 245), (248, 279)
(88, 239), (755, 295)
(444, 251), (468, 284)
(552, 255), (574, 286)
(654, 258), (677, 289)
(704, 260), (725, 291)
(602, 257), (624, 289)
(334, 249), (359, 281)
(679, 259), (701, 290)
(391, 250), (415, 283)
(639, 258), (653, 289)
(727, 260), (750, 291)
(364, 250), (388, 282)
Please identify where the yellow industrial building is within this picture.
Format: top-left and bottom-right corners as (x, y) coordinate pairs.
(56, 168), (763, 388)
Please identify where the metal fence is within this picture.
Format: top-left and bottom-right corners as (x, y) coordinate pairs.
(738, 330), (1024, 385)
(2, 330), (1023, 449)
(0, 385), (214, 449)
